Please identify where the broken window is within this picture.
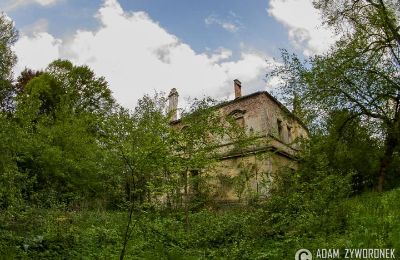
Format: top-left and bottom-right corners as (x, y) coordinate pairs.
(277, 119), (283, 139)
(287, 125), (292, 142)
(190, 170), (200, 194)
(235, 116), (245, 127)
(228, 109), (246, 128)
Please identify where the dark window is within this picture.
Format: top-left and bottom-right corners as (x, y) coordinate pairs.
(190, 170), (200, 194)
(287, 125), (292, 142)
(228, 109), (246, 128)
(277, 119), (283, 138)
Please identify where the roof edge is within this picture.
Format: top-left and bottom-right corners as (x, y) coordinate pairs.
(171, 91), (309, 134)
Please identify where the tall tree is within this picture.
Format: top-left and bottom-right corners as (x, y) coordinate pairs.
(314, 110), (381, 192)
(15, 68), (42, 95)
(106, 94), (246, 259)
(102, 94), (176, 260)
(271, 0), (400, 191)
(173, 98), (230, 228)
(0, 13), (18, 112)
(14, 60), (118, 206)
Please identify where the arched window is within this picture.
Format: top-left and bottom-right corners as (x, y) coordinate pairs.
(228, 109), (246, 127)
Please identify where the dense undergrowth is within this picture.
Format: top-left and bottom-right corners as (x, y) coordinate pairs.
(1, 188), (399, 259)
(0, 2), (400, 258)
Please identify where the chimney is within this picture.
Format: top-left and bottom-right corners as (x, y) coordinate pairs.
(168, 88), (179, 121)
(234, 79), (242, 99)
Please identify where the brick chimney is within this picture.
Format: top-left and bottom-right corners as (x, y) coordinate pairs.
(234, 79), (242, 99)
(168, 88), (179, 121)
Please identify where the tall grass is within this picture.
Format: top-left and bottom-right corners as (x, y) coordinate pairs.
(1, 189), (399, 259)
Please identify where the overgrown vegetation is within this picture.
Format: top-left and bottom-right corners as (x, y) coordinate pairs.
(1, 0), (400, 258)
(1, 179), (399, 259)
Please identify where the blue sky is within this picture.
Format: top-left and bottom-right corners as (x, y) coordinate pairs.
(1, 0), (334, 109)
(6, 0), (290, 55)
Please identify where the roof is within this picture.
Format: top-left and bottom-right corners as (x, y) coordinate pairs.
(215, 91), (309, 132)
(171, 90), (309, 133)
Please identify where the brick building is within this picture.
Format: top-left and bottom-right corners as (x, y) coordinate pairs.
(168, 79), (308, 202)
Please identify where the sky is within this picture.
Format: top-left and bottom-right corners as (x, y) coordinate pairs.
(1, 0), (336, 109)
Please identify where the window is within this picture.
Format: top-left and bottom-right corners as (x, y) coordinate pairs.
(190, 170), (200, 194)
(228, 109), (246, 128)
(277, 119), (283, 138)
(235, 116), (245, 127)
(287, 125), (292, 142)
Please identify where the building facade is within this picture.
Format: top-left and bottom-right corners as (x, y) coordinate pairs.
(169, 79), (308, 202)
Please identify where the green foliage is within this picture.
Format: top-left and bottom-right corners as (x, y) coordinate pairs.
(270, 0), (400, 191)
(261, 164), (352, 238)
(18, 60), (115, 117)
(0, 13), (18, 111)
(0, 6), (398, 258)
(342, 189), (400, 249)
(322, 111), (381, 191)
(15, 68), (43, 95)
(1, 188), (399, 259)
(0, 113), (26, 210)
(103, 94), (176, 206)
(0, 60), (120, 210)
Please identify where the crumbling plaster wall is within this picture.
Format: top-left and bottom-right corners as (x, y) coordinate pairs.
(209, 93), (308, 201)
(219, 93), (308, 145)
(170, 88), (308, 202)
(211, 149), (298, 202)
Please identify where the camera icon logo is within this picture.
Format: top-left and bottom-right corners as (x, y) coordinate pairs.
(295, 249), (312, 260)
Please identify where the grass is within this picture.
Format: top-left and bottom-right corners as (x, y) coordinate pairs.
(0, 189), (399, 259)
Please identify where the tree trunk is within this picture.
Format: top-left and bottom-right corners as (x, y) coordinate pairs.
(184, 170), (189, 230)
(377, 132), (397, 192)
(120, 201), (135, 260)
(120, 161), (137, 260)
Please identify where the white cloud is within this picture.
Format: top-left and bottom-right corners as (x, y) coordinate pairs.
(2, 0), (61, 11)
(13, 0), (268, 109)
(20, 18), (49, 35)
(267, 0), (336, 56)
(209, 48), (232, 63)
(36, 0), (57, 5)
(12, 32), (61, 74)
(204, 14), (241, 33)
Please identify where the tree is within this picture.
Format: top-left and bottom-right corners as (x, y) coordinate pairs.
(104, 94), (246, 259)
(0, 13), (18, 112)
(314, 110), (381, 192)
(16, 60), (116, 142)
(0, 113), (26, 210)
(271, 0), (400, 191)
(45, 59), (115, 115)
(0, 15), (26, 210)
(13, 60), (118, 206)
(102, 94), (176, 260)
(15, 68), (42, 95)
(172, 98), (233, 228)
